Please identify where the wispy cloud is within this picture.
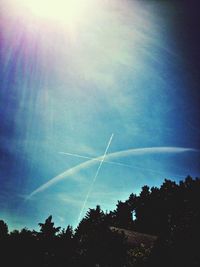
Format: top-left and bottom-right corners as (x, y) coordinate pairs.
(57, 194), (83, 207)
(27, 147), (198, 199)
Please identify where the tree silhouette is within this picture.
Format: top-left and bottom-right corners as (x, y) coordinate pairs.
(56, 225), (75, 267)
(0, 220), (8, 239)
(38, 215), (61, 266)
(0, 176), (200, 267)
(74, 205), (127, 267)
(59, 225), (73, 241)
(0, 220), (9, 267)
(113, 200), (133, 229)
(38, 215), (60, 240)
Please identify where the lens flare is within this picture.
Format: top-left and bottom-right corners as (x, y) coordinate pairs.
(8, 0), (92, 24)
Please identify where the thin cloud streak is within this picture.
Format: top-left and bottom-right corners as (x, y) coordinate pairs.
(78, 133), (114, 222)
(28, 147), (198, 199)
(59, 151), (131, 168)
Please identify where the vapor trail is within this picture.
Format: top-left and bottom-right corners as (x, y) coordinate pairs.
(59, 152), (188, 178)
(59, 151), (132, 168)
(28, 147), (198, 199)
(77, 134), (114, 222)
(58, 152), (186, 177)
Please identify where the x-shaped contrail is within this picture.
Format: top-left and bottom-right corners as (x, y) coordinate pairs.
(77, 133), (114, 222)
(59, 151), (132, 168)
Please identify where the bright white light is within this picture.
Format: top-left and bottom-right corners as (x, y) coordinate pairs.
(13, 0), (91, 24)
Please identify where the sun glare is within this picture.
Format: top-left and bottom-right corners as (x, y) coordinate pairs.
(13, 0), (90, 24)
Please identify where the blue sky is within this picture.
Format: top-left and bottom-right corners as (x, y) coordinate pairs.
(0, 0), (200, 230)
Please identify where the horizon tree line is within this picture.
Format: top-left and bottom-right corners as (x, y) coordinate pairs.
(1, 175), (200, 267)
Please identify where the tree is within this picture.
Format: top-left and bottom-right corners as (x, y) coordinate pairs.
(56, 225), (75, 266)
(38, 216), (61, 267)
(74, 205), (127, 267)
(38, 215), (60, 240)
(59, 225), (73, 241)
(0, 220), (9, 267)
(113, 200), (133, 229)
(0, 220), (8, 239)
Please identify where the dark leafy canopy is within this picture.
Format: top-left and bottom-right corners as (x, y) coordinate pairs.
(74, 205), (127, 267)
(38, 215), (61, 239)
(0, 219), (8, 239)
(0, 176), (199, 267)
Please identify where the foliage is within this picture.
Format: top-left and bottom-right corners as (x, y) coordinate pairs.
(38, 215), (61, 239)
(0, 176), (200, 267)
(127, 243), (152, 267)
(74, 205), (127, 267)
(0, 219), (8, 239)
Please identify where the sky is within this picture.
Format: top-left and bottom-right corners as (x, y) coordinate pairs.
(0, 0), (200, 231)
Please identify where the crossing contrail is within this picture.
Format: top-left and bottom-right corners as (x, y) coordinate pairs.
(59, 151), (132, 168)
(77, 133), (114, 222)
(27, 147), (198, 199)
(58, 151), (188, 178)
